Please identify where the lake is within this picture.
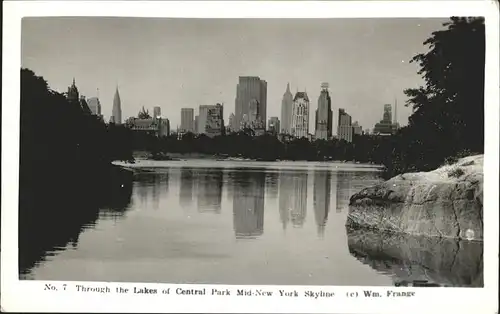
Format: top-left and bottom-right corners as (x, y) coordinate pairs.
(20, 160), (483, 287)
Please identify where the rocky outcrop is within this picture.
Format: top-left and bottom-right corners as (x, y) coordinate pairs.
(346, 228), (483, 287)
(347, 155), (483, 241)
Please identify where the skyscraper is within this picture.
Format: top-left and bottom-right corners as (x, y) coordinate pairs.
(315, 83), (333, 140)
(228, 113), (236, 132)
(67, 78), (79, 104)
(66, 78), (92, 115)
(198, 105), (209, 134)
(194, 115), (199, 134)
(234, 76), (267, 131)
(112, 86), (122, 124)
(373, 103), (398, 135)
(180, 108), (195, 133)
(337, 108), (353, 142)
(205, 103), (224, 138)
(280, 83), (294, 134)
(153, 106), (161, 118)
(291, 91), (310, 138)
(87, 97), (102, 117)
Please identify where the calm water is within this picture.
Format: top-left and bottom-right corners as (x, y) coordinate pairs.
(21, 160), (483, 287)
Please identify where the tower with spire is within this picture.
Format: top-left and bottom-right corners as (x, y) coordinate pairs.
(67, 78), (79, 104)
(280, 82), (294, 134)
(111, 86), (122, 124)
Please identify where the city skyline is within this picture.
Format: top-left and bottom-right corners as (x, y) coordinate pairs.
(21, 17), (448, 131)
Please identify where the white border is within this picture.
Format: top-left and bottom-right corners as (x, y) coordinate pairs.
(2, 1), (499, 313)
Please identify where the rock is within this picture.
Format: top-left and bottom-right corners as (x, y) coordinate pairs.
(347, 155), (483, 240)
(346, 227), (483, 287)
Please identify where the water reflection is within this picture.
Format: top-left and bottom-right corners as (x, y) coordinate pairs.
(265, 171), (279, 199)
(27, 163), (480, 286)
(313, 170), (332, 237)
(232, 170), (265, 239)
(19, 166), (133, 275)
(336, 171), (352, 213)
(134, 171), (169, 211)
(346, 227), (484, 287)
(278, 171), (308, 229)
(197, 169), (223, 213)
(179, 167), (195, 208)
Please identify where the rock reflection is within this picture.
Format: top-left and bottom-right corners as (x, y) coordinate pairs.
(313, 170), (332, 237)
(346, 227), (483, 287)
(197, 169), (223, 214)
(278, 171), (308, 229)
(232, 170), (265, 239)
(19, 166), (133, 276)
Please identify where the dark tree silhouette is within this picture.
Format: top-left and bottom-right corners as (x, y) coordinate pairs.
(19, 68), (134, 274)
(400, 17), (485, 170)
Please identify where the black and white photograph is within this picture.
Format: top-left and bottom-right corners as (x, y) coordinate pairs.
(2, 1), (499, 313)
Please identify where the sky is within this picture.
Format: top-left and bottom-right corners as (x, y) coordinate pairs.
(21, 17), (449, 132)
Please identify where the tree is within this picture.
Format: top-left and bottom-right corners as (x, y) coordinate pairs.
(404, 17), (485, 157)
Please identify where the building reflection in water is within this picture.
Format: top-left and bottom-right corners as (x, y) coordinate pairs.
(278, 170), (308, 229)
(313, 170), (332, 237)
(232, 170), (265, 239)
(134, 171), (169, 211)
(265, 170), (279, 200)
(179, 167), (195, 208)
(197, 169), (223, 214)
(336, 171), (352, 213)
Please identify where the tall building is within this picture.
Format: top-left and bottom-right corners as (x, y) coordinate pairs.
(228, 113), (236, 133)
(194, 115), (199, 134)
(66, 78), (92, 115)
(67, 78), (79, 104)
(247, 99), (265, 135)
(352, 121), (363, 135)
(268, 117), (280, 135)
(291, 91), (310, 139)
(87, 97), (102, 117)
(234, 76), (267, 131)
(112, 86), (122, 124)
(280, 83), (294, 134)
(337, 109), (353, 142)
(197, 105), (210, 134)
(205, 103), (224, 138)
(153, 106), (161, 118)
(373, 103), (398, 135)
(180, 108), (195, 133)
(315, 83), (333, 140)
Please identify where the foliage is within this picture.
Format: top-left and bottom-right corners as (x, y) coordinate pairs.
(19, 68), (135, 273)
(399, 17), (485, 174)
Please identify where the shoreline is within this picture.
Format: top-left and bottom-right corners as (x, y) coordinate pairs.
(130, 151), (384, 168)
(112, 158), (385, 172)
